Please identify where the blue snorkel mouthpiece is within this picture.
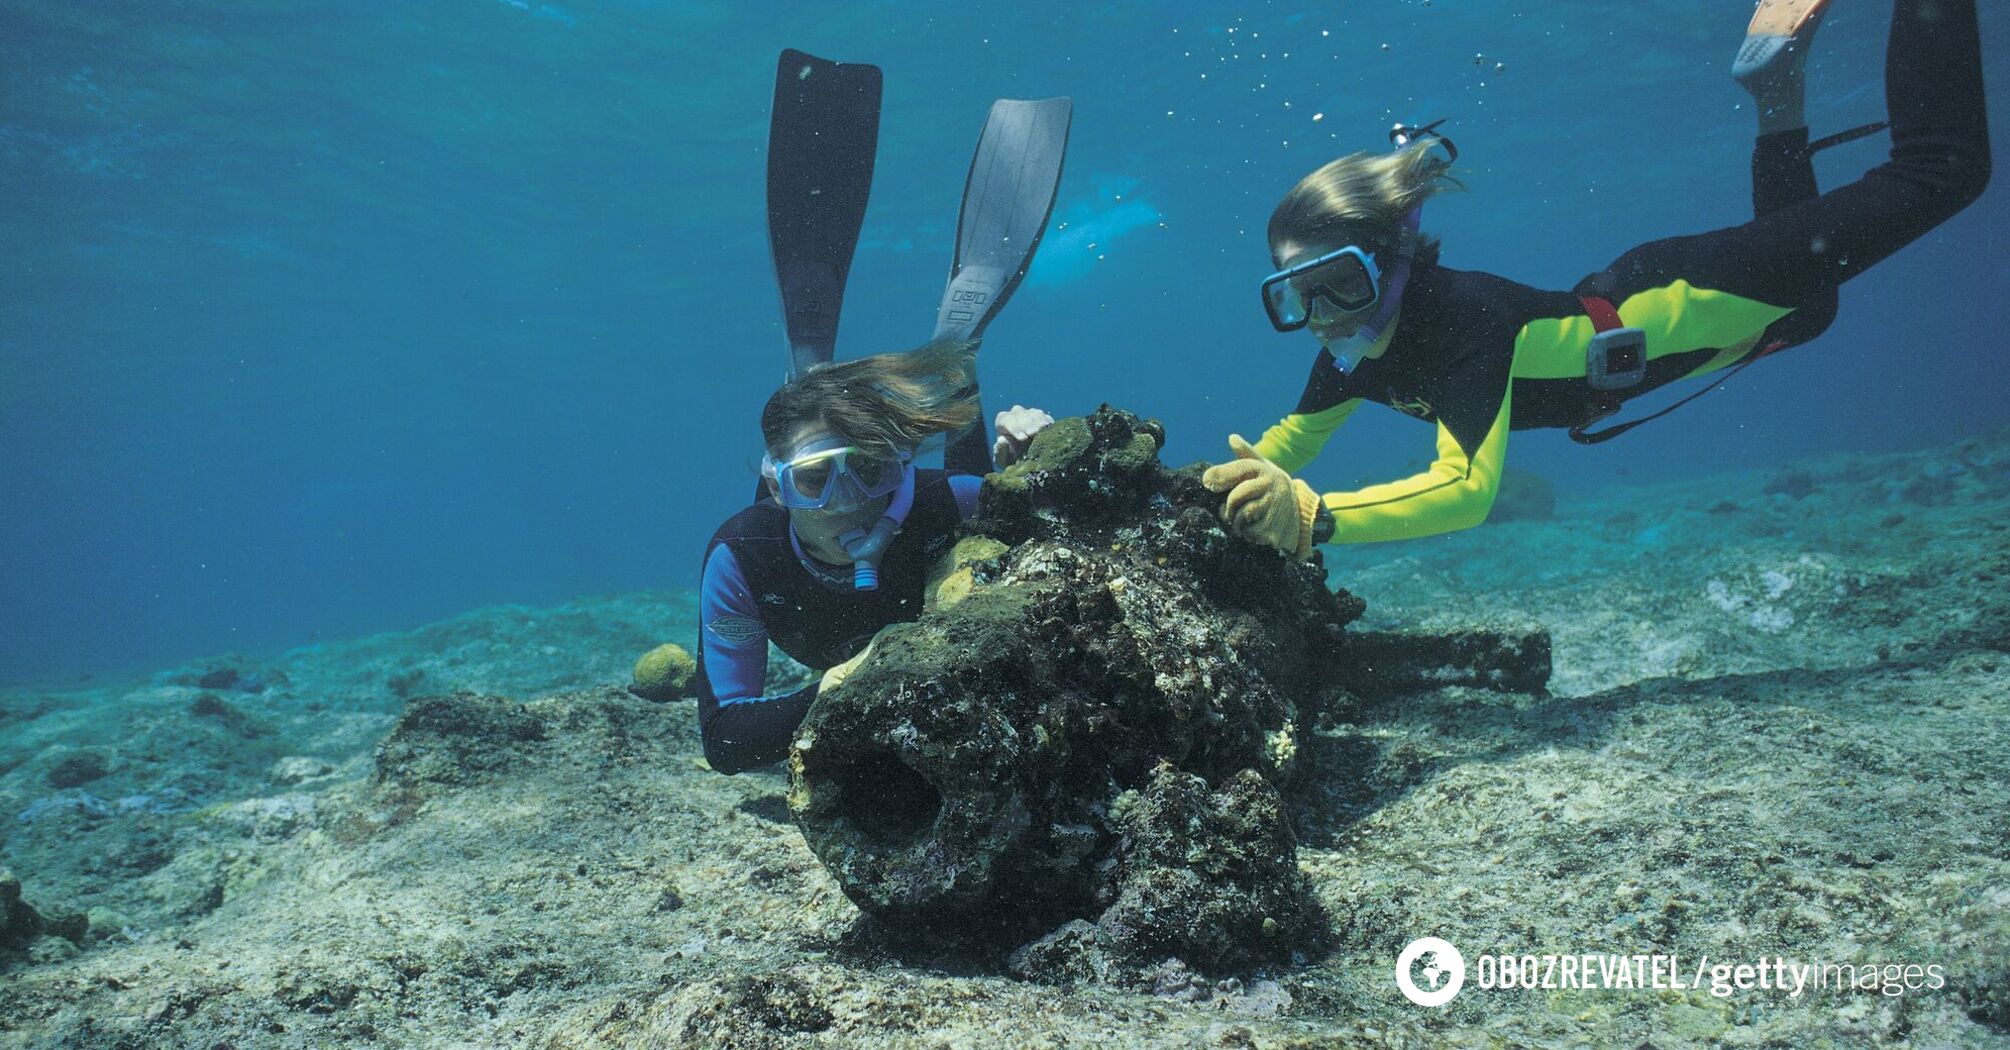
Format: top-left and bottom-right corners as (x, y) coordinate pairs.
(839, 517), (896, 591)
(837, 464), (917, 591)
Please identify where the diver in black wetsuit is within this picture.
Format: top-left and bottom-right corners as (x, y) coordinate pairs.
(694, 52), (1069, 774)
(1201, 0), (1992, 560)
(696, 345), (1052, 774)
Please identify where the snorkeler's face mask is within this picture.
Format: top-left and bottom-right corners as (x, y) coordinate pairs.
(761, 437), (911, 512)
(1261, 245), (1385, 332)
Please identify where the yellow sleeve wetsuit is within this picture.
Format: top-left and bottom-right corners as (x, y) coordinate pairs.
(1252, 268), (1799, 545)
(1243, 0), (1988, 548)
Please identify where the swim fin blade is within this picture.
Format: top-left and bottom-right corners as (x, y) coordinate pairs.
(1734, 0), (1832, 85)
(932, 97), (1073, 344)
(1745, 0), (1830, 39)
(767, 49), (882, 381)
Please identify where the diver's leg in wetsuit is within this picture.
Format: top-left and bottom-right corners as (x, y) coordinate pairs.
(943, 401), (995, 475)
(1749, 127), (1839, 345)
(1753, 128), (1821, 218)
(1604, 0), (1990, 310)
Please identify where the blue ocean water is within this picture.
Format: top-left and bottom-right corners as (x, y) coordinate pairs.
(2, 0), (2005, 686)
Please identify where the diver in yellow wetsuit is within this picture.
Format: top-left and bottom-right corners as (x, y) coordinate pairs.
(1203, 0), (1991, 559)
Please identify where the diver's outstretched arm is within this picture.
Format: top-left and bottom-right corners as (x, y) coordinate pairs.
(694, 545), (815, 774)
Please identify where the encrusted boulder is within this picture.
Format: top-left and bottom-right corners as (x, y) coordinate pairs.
(1095, 764), (1317, 971)
(787, 408), (1351, 971)
(788, 406), (1549, 979)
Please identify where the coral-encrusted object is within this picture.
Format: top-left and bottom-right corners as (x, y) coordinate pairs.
(789, 406), (1546, 978)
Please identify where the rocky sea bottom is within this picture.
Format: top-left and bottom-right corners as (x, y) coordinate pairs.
(3, 430), (2008, 1049)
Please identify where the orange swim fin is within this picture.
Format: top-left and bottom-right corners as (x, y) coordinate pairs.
(1735, 0), (1834, 85)
(1746, 0), (1832, 39)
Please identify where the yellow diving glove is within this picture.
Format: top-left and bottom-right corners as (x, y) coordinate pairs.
(818, 640), (876, 694)
(1200, 434), (1322, 561)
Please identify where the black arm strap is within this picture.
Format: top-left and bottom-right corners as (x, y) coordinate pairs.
(1808, 121), (1889, 155)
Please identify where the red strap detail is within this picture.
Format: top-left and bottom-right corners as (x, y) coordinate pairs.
(1579, 295), (1624, 332)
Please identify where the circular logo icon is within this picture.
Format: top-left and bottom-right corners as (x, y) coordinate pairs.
(1395, 937), (1466, 1007)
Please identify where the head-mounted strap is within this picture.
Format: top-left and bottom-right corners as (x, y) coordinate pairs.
(1357, 205), (1422, 342)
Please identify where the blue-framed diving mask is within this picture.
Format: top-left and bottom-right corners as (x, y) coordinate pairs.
(761, 437), (911, 512)
(1260, 245), (1385, 332)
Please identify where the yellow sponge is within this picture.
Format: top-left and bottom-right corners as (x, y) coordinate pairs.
(630, 643), (696, 702)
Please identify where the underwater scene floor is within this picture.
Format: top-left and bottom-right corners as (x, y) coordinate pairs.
(3, 428), (2008, 1049)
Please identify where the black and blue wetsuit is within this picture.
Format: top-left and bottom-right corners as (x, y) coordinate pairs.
(696, 470), (982, 773)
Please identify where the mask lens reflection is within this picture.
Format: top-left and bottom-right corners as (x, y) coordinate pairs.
(1265, 280), (1307, 326)
(851, 453), (900, 495)
(773, 444), (911, 510)
(790, 462), (832, 500)
(1265, 246), (1379, 332)
(1302, 254), (1375, 313)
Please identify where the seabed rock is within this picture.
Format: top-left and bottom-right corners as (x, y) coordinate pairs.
(1, 869), (87, 965)
(372, 691), (548, 792)
(789, 406), (1549, 981)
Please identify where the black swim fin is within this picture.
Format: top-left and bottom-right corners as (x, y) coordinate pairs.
(767, 48), (882, 381)
(932, 97), (1073, 344)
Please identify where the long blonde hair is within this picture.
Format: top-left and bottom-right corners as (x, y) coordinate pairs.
(760, 339), (981, 458)
(1267, 142), (1460, 268)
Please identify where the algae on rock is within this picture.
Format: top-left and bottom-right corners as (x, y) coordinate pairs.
(789, 406), (1547, 979)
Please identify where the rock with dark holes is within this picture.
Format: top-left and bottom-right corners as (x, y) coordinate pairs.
(788, 406), (1550, 980)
